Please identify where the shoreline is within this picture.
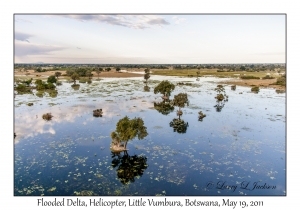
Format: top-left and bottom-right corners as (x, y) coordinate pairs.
(14, 69), (285, 90)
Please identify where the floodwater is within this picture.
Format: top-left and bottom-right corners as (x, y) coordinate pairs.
(14, 75), (286, 196)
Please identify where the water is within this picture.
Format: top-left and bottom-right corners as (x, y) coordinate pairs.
(14, 76), (286, 196)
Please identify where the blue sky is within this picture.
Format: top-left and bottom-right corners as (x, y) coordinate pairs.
(14, 14), (285, 64)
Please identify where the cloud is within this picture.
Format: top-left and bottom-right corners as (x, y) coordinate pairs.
(57, 15), (170, 29)
(15, 40), (66, 57)
(15, 18), (32, 23)
(15, 31), (33, 42)
(172, 16), (187, 25)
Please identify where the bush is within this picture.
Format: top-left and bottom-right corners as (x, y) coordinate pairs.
(47, 75), (57, 83)
(240, 76), (260, 79)
(262, 75), (275, 79)
(42, 113), (53, 121)
(251, 86), (260, 92)
(272, 76), (286, 86)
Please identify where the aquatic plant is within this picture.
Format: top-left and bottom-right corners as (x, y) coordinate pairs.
(110, 116), (148, 152)
(42, 113), (53, 121)
(198, 111), (206, 121)
(231, 85), (236, 90)
(93, 109), (103, 117)
(154, 80), (175, 99)
(27, 103), (33, 106)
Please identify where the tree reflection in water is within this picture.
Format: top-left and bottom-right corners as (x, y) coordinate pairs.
(154, 99), (174, 115)
(169, 118), (189, 133)
(111, 151), (148, 185)
(144, 85), (150, 92)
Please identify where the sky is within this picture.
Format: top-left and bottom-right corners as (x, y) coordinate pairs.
(14, 14), (286, 64)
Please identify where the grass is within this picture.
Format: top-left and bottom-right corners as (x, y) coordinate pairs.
(151, 69), (275, 78)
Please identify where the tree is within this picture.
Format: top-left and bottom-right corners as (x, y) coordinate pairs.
(70, 73), (80, 85)
(172, 93), (189, 119)
(110, 116), (148, 151)
(144, 68), (150, 84)
(105, 67), (111, 72)
(86, 70), (93, 80)
(47, 75), (57, 83)
(116, 67), (121, 72)
(54, 72), (62, 79)
(154, 80), (175, 99)
(214, 85), (228, 112)
(95, 68), (102, 79)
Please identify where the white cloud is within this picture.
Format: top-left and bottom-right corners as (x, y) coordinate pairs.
(15, 40), (66, 57)
(172, 16), (187, 25)
(57, 14), (170, 29)
(15, 31), (33, 42)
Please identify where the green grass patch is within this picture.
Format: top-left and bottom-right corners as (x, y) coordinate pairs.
(240, 76), (260, 79)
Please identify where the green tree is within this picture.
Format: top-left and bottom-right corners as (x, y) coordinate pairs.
(111, 116), (148, 151)
(95, 68), (102, 79)
(86, 70), (93, 80)
(116, 67), (121, 72)
(47, 75), (57, 83)
(54, 72), (62, 79)
(105, 67), (111, 72)
(144, 68), (150, 84)
(172, 93), (189, 119)
(154, 80), (175, 99)
(70, 73), (80, 85)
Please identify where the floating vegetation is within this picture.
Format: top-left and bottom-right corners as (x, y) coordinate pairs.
(42, 113), (53, 121)
(27, 102), (33, 106)
(93, 109), (103, 117)
(47, 186), (56, 192)
(198, 111), (206, 121)
(231, 85), (236, 90)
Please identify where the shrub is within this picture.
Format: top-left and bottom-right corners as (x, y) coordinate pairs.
(262, 75), (275, 79)
(42, 113), (53, 121)
(240, 76), (260, 79)
(272, 76), (286, 86)
(47, 75), (57, 83)
(251, 86), (260, 92)
(93, 109), (103, 117)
